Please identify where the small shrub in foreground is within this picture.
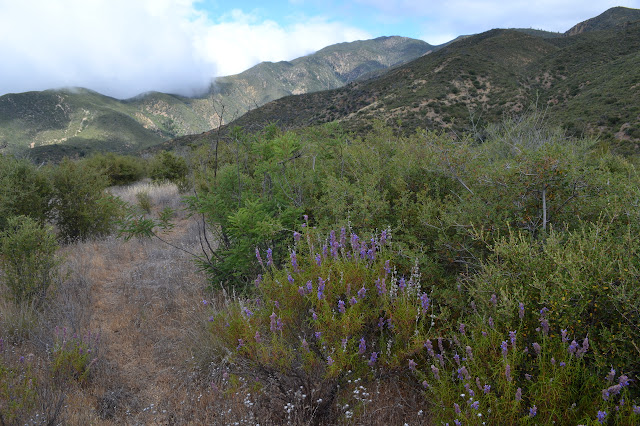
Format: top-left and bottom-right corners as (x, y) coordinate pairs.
(51, 326), (100, 384)
(0, 215), (62, 307)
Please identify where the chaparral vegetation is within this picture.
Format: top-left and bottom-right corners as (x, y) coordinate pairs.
(1, 106), (639, 424)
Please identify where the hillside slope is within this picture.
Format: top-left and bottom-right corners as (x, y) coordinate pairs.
(0, 37), (431, 157)
(194, 9), (640, 147)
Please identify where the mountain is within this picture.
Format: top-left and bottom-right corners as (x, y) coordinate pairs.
(0, 37), (432, 157)
(173, 7), (639, 150)
(565, 6), (640, 36)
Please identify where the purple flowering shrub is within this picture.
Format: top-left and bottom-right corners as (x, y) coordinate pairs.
(416, 295), (639, 424)
(51, 326), (101, 384)
(206, 225), (435, 423)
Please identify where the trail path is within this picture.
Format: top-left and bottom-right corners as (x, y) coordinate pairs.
(68, 217), (210, 424)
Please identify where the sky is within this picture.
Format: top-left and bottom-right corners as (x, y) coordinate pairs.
(0, 0), (638, 99)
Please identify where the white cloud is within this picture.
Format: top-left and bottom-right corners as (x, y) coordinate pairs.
(195, 11), (370, 76)
(354, 0), (640, 44)
(0, 0), (369, 98)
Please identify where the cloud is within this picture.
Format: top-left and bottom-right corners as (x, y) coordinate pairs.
(195, 11), (371, 76)
(354, 0), (640, 44)
(0, 0), (369, 98)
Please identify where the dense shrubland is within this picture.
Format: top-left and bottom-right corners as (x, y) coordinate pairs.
(1, 112), (640, 423)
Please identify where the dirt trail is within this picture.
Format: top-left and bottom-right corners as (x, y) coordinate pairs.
(65, 217), (211, 424)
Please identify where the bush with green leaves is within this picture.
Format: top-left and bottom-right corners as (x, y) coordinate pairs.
(204, 223), (640, 424)
(49, 158), (124, 242)
(0, 155), (52, 232)
(205, 224), (433, 423)
(0, 215), (62, 307)
(81, 152), (147, 186)
(149, 151), (188, 189)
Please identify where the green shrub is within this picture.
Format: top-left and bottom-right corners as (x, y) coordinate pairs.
(82, 152), (147, 186)
(49, 159), (124, 242)
(0, 215), (61, 307)
(149, 151), (188, 189)
(135, 190), (152, 213)
(205, 225), (431, 423)
(0, 156), (52, 231)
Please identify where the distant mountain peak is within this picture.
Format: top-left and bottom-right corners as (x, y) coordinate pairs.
(565, 6), (640, 36)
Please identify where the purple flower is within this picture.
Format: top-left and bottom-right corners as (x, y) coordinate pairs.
(422, 380), (429, 389)
(519, 302), (525, 319)
(359, 337), (366, 355)
(242, 307), (253, 317)
(490, 293), (497, 307)
(471, 400), (480, 410)
(568, 340), (579, 354)
(532, 342), (541, 356)
(501, 341), (509, 359)
(342, 338), (348, 350)
(454, 403), (461, 414)
(288, 274), (294, 285)
(509, 330), (517, 347)
(597, 410), (607, 424)
(425, 340), (435, 357)
(540, 318), (550, 336)
(310, 309), (318, 321)
(505, 364), (512, 382)
(525, 373), (532, 381)
(375, 278), (386, 295)
(606, 368), (616, 382)
(338, 300), (346, 314)
(290, 251), (299, 272)
(561, 328), (568, 343)
(303, 214), (308, 222)
(315, 331), (321, 339)
(266, 248), (273, 266)
(315, 253), (321, 267)
(357, 286), (366, 299)
(409, 359), (417, 371)
(483, 384), (491, 394)
(619, 375), (630, 387)
(515, 387), (522, 401)
(466, 346), (473, 360)
(202, 299), (208, 305)
(384, 260), (391, 275)
(294, 231), (301, 243)
(529, 406), (537, 417)
(602, 388), (610, 401)
(298, 286), (305, 296)
(306, 280), (313, 293)
(633, 405), (640, 414)
(276, 318), (283, 331)
(349, 296), (357, 306)
(420, 293), (430, 313)
(457, 366), (469, 381)
(488, 316), (494, 329)
(327, 355), (334, 366)
(255, 247), (263, 266)
(301, 338), (309, 352)
(317, 278), (325, 300)
(577, 337), (589, 356)
(368, 352), (378, 366)
(255, 274), (262, 287)
(459, 323), (466, 335)
(378, 317), (385, 328)
(208, 316), (214, 322)
(380, 229), (387, 245)
(391, 277), (403, 293)
(237, 339), (244, 350)
(431, 365), (440, 380)
(551, 357), (556, 365)
(453, 353), (460, 366)
(270, 312), (277, 332)
(560, 361), (566, 367)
